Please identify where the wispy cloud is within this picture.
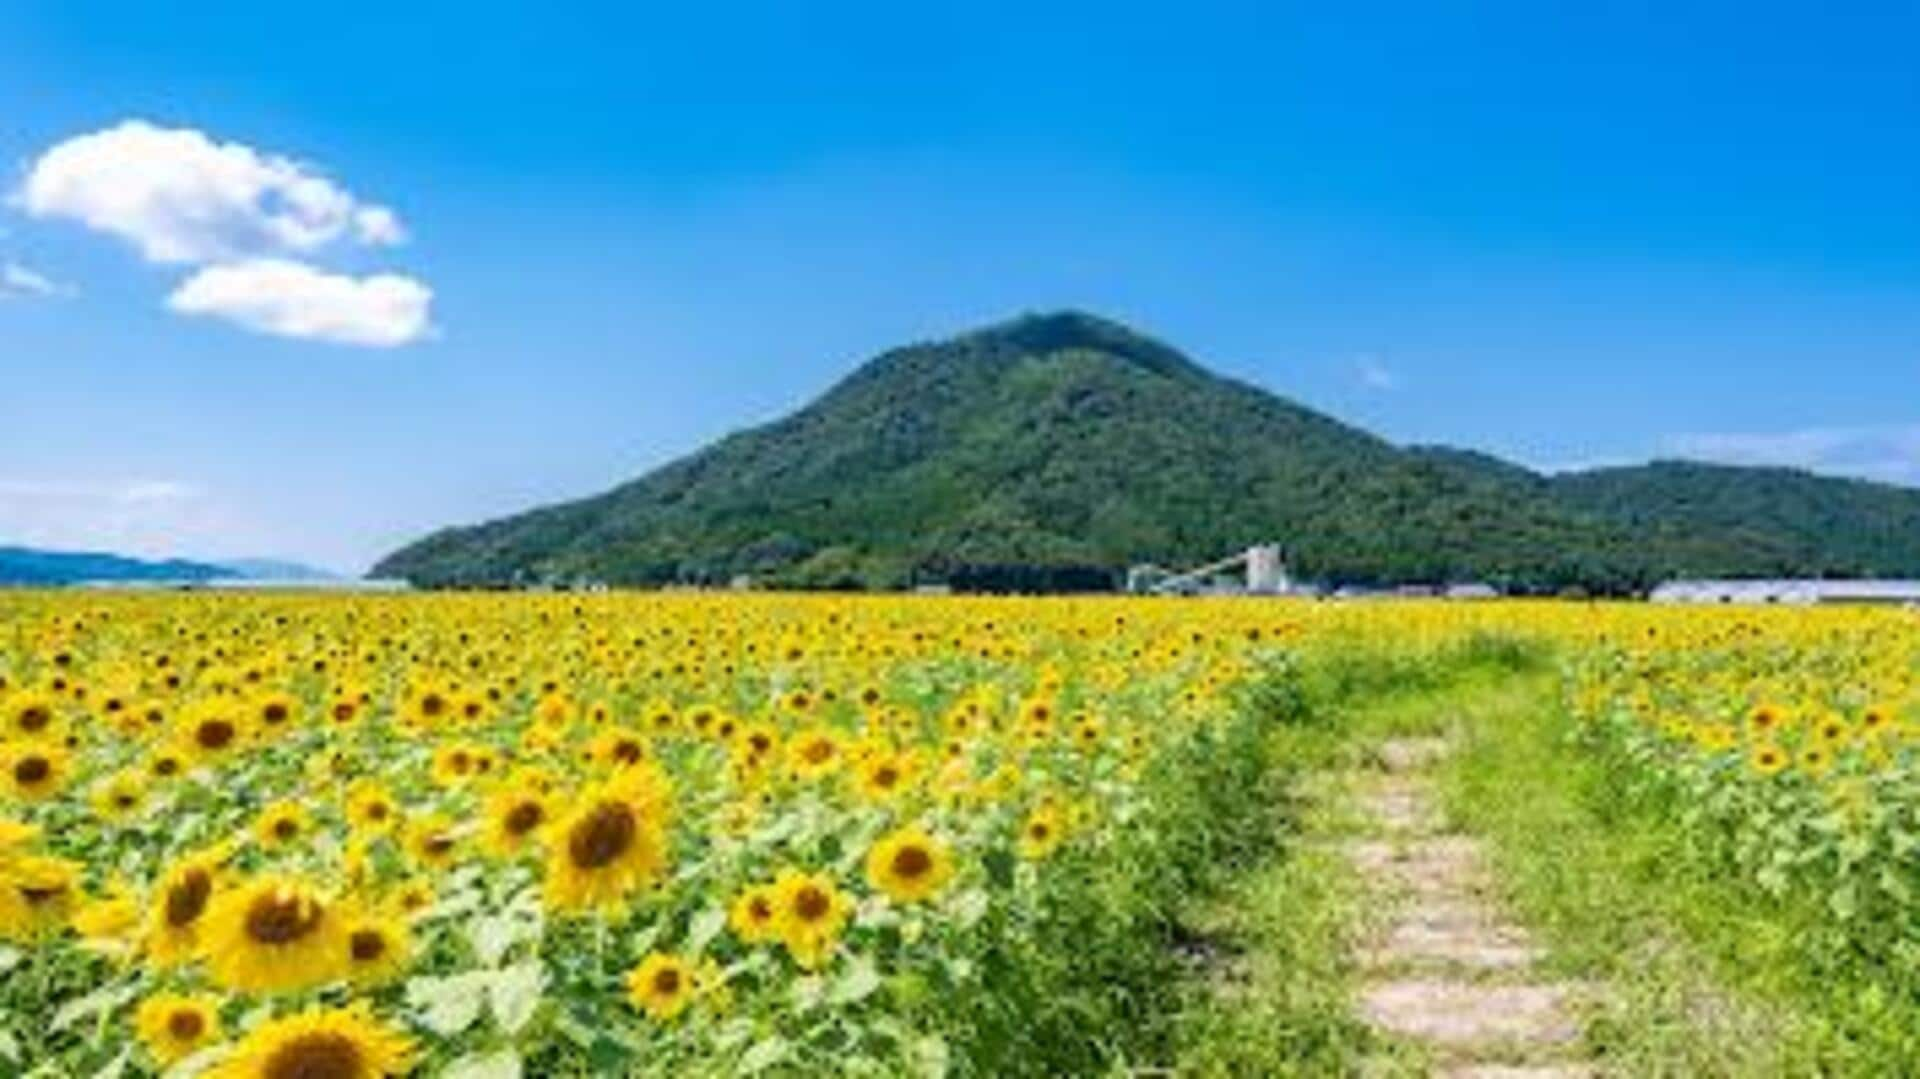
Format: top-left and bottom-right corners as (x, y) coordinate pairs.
(1664, 424), (1920, 487)
(0, 260), (71, 299)
(0, 479), (223, 559)
(1354, 353), (1399, 392)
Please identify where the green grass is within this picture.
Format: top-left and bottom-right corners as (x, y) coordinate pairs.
(1435, 669), (1920, 1074)
(1171, 639), (1542, 1075)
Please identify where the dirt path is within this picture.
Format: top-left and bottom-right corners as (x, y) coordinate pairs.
(1345, 737), (1592, 1077)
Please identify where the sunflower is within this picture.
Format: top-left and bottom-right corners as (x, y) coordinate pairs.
(864, 826), (954, 904)
(1814, 712), (1851, 746)
(146, 853), (222, 964)
(728, 882), (780, 944)
(74, 889), (141, 952)
(1749, 742), (1789, 777)
(2, 743), (70, 801)
(388, 877), (436, 917)
(199, 875), (345, 992)
(772, 868), (850, 969)
(643, 701), (680, 738)
(254, 800), (313, 851)
(180, 700), (249, 765)
(345, 781), (399, 836)
(207, 1002), (412, 1079)
(402, 685), (455, 732)
(134, 992), (223, 1066)
(1017, 803), (1068, 860)
(625, 951), (698, 1021)
(542, 770), (672, 914)
(483, 788), (552, 858)
(340, 906), (411, 986)
(787, 727), (844, 781)
(89, 768), (148, 823)
(404, 813), (464, 870)
(852, 750), (918, 802)
(146, 746), (189, 782)
(0, 817), (39, 860)
(0, 854), (82, 941)
(1799, 744), (1833, 777)
(252, 691), (300, 739)
(430, 742), (484, 788)
(586, 727), (650, 771)
(3, 690), (63, 742)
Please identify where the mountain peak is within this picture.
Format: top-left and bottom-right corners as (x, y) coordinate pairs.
(960, 310), (1203, 379)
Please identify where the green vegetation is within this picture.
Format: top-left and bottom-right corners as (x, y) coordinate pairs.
(1440, 668), (1920, 1072)
(1171, 637), (1546, 1075)
(375, 311), (1920, 593)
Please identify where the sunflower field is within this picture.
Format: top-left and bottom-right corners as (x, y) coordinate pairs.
(9, 590), (1918, 1076)
(1566, 605), (1920, 992)
(0, 591), (1337, 1077)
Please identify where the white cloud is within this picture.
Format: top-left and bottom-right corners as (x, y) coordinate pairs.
(0, 479), (218, 559)
(0, 260), (71, 298)
(1665, 425), (1920, 487)
(1355, 353), (1399, 392)
(165, 258), (433, 348)
(14, 120), (405, 265)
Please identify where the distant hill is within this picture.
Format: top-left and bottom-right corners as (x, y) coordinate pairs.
(374, 311), (1920, 594)
(0, 547), (237, 586)
(1551, 461), (1920, 578)
(217, 558), (341, 582)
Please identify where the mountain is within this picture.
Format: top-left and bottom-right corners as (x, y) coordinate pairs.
(1551, 461), (1920, 578)
(217, 558), (341, 582)
(0, 547), (238, 586)
(374, 311), (1920, 594)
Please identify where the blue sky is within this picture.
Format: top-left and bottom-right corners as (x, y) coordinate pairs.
(3, 3), (1917, 572)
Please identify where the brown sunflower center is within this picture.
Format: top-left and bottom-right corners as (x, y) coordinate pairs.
(167, 1009), (206, 1041)
(19, 881), (67, 905)
(873, 766), (900, 788)
(166, 868), (213, 927)
(801, 740), (834, 765)
(196, 719), (236, 750)
(652, 967), (682, 995)
(567, 801), (637, 869)
(262, 1032), (362, 1079)
(890, 845), (933, 880)
(349, 928), (388, 962)
(244, 890), (325, 945)
(263, 703), (289, 725)
(13, 756), (51, 785)
(420, 694), (446, 718)
(793, 884), (831, 922)
(18, 706), (50, 732)
(504, 802), (545, 836)
(613, 740), (642, 765)
(273, 818), (300, 840)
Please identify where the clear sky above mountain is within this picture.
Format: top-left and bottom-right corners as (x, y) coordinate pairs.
(3, 3), (1916, 572)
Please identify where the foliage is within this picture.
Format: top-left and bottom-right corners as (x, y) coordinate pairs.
(374, 312), (1920, 595)
(0, 589), (1328, 1075)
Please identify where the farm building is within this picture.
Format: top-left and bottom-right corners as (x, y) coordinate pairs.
(1649, 579), (1920, 606)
